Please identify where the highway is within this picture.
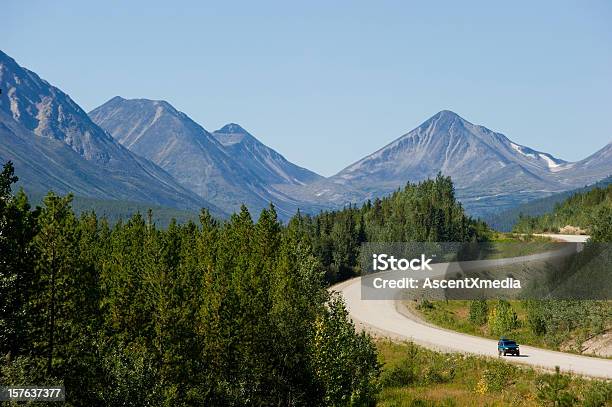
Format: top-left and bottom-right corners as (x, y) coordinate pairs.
(332, 234), (612, 379)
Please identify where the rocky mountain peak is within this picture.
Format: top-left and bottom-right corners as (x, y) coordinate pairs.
(216, 123), (249, 135)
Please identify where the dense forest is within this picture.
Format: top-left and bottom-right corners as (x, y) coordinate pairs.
(25, 190), (202, 228)
(513, 183), (612, 239)
(0, 162), (486, 406)
(291, 175), (489, 283)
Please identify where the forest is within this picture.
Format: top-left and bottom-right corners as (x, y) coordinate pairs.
(289, 174), (489, 283)
(484, 176), (612, 232)
(513, 183), (612, 239)
(0, 162), (488, 406)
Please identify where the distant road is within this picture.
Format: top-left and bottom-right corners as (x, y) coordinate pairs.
(534, 233), (589, 243)
(333, 234), (612, 379)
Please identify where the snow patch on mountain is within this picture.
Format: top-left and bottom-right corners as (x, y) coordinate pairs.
(510, 142), (536, 159)
(539, 153), (561, 169)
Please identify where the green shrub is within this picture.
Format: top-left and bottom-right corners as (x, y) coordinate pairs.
(525, 300), (547, 336)
(422, 358), (455, 385)
(581, 380), (612, 407)
(475, 361), (516, 394)
(468, 299), (488, 325)
(488, 299), (519, 336)
(380, 357), (418, 388)
(408, 398), (456, 407)
(417, 299), (434, 310)
(536, 366), (576, 407)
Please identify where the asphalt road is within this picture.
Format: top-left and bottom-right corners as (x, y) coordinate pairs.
(332, 234), (612, 379)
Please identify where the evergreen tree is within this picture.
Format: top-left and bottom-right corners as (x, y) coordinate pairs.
(32, 193), (77, 374)
(0, 163), (38, 358)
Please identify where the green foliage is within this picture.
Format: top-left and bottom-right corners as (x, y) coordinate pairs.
(291, 174), (490, 283)
(416, 299), (434, 311)
(524, 300), (547, 336)
(0, 162), (381, 405)
(487, 300), (519, 337)
(590, 206), (612, 242)
(524, 300), (610, 347)
(311, 295), (380, 406)
(417, 299), (612, 356)
(379, 344), (419, 388)
(475, 362), (517, 394)
(485, 176), (612, 232)
(378, 341), (456, 391)
(0, 162), (38, 358)
(378, 340), (610, 406)
(535, 366), (576, 407)
(26, 189), (202, 228)
(513, 182), (612, 236)
(581, 380), (612, 407)
(379, 357), (418, 388)
(468, 299), (488, 326)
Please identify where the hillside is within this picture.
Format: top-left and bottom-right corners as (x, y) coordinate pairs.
(89, 97), (323, 219)
(288, 174), (490, 283)
(0, 50), (219, 214)
(512, 182), (612, 236)
(286, 111), (612, 217)
(24, 189), (200, 228)
(485, 176), (612, 231)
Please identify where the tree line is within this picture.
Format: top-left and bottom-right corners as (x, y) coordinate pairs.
(513, 183), (612, 241)
(0, 162), (486, 406)
(289, 174), (489, 283)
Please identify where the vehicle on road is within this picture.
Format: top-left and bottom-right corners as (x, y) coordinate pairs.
(498, 338), (520, 356)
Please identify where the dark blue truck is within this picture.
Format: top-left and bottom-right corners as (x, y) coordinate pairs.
(498, 339), (520, 356)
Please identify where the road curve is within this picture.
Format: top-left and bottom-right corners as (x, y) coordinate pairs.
(332, 234), (612, 379)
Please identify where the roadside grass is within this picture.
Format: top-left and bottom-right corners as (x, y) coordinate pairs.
(409, 300), (611, 356)
(376, 340), (612, 406)
(409, 300), (548, 349)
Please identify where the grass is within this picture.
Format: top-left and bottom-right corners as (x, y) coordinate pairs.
(409, 300), (611, 356)
(375, 340), (612, 406)
(409, 300), (547, 349)
(404, 233), (611, 356)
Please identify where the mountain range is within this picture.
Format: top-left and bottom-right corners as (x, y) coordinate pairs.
(1, 49), (610, 222)
(0, 50), (223, 216)
(291, 110), (612, 215)
(89, 97), (323, 218)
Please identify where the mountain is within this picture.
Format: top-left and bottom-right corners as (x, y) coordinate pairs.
(295, 111), (612, 217)
(564, 142), (612, 185)
(212, 123), (322, 185)
(4, 47), (609, 221)
(0, 50), (221, 214)
(89, 97), (323, 218)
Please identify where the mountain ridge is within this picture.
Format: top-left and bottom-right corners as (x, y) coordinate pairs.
(291, 110), (611, 217)
(212, 123), (322, 185)
(2, 48), (610, 220)
(89, 96), (325, 218)
(0, 50), (223, 215)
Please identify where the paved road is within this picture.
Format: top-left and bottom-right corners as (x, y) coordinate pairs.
(534, 233), (589, 243)
(332, 235), (612, 379)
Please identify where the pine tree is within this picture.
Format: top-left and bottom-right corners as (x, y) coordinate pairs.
(32, 192), (80, 375)
(0, 163), (38, 358)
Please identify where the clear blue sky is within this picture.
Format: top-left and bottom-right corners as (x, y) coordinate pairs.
(3, 0), (611, 176)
